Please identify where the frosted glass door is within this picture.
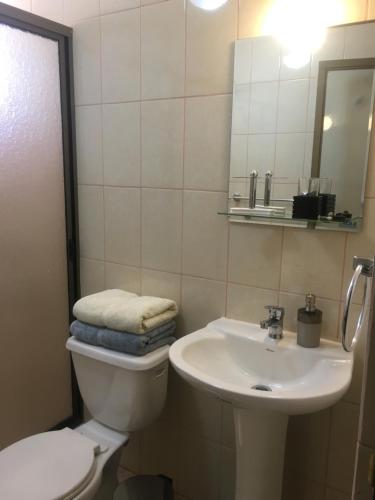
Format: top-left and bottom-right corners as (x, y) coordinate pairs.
(0, 23), (73, 448)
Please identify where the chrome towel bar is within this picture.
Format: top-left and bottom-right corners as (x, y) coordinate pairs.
(341, 257), (374, 352)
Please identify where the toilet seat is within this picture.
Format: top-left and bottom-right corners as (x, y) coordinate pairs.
(0, 427), (100, 500)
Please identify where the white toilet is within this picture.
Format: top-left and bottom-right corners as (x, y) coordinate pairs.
(0, 337), (170, 500)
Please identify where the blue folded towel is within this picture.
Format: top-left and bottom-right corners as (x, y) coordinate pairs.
(70, 320), (176, 356)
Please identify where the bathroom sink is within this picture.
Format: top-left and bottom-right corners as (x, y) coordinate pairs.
(169, 317), (353, 415)
(169, 318), (353, 500)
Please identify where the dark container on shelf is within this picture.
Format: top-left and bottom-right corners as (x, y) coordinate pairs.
(319, 193), (336, 217)
(292, 195), (321, 220)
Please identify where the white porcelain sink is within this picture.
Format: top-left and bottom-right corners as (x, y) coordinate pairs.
(169, 318), (353, 500)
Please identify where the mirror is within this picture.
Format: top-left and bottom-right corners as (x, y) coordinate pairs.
(226, 23), (375, 231)
(312, 59), (375, 218)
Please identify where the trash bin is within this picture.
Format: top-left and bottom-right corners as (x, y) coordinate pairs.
(114, 475), (174, 500)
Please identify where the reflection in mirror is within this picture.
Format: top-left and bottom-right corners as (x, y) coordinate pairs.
(225, 23), (375, 231)
(312, 60), (375, 218)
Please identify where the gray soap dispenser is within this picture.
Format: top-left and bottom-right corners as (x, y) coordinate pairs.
(297, 293), (322, 348)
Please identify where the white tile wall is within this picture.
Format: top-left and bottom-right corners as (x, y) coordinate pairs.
(182, 191), (228, 281)
(102, 102), (141, 187)
(234, 38), (252, 84)
(105, 262), (141, 293)
(229, 134), (248, 177)
(104, 187), (141, 266)
(101, 10), (141, 102)
(64, 0), (99, 24)
(76, 105), (103, 185)
(73, 18), (101, 105)
(32, 0), (64, 22)
(274, 133), (306, 179)
(141, 99), (184, 189)
(78, 185), (105, 260)
(185, 0), (237, 95)
(184, 95), (232, 191)
(344, 22), (375, 59)
(4, 0), (31, 9)
(232, 84), (250, 133)
(141, 0), (185, 99)
(249, 81), (278, 133)
(141, 188), (183, 273)
(277, 79), (309, 133)
(100, 0), (140, 14)
(311, 28), (345, 77)
(251, 36), (280, 82)
(280, 48), (311, 80)
(247, 134), (276, 176)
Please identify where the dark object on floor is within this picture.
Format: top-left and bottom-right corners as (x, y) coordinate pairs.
(114, 475), (174, 500)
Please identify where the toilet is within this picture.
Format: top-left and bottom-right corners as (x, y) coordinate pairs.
(0, 337), (170, 500)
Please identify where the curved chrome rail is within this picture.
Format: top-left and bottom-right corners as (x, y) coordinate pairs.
(341, 257), (374, 352)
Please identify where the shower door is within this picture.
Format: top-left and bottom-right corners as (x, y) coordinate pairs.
(0, 4), (79, 448)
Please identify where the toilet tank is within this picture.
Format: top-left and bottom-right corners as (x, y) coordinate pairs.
(66, 337), (169, 432)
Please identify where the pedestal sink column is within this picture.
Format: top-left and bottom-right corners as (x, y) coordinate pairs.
(233, 408), (288, 500)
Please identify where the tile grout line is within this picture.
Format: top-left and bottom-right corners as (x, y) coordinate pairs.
(76, 91), (233, 108)
(180, 0), (188, 307)
(98, 12), (107, 279)
(337, 232), (349, 337)
(224, 218), (231, 316)
(139, 1), (144, 293)
(277, 227), (285, 307)
(79, 183), (229, 194)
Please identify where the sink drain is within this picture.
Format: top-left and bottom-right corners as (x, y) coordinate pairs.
(251, 384), (272, 392)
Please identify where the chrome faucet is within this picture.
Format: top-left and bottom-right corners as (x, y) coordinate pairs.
(260, 305), (285, 340)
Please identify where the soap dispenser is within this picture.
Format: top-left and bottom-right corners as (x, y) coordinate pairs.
(297, 293), (322, 348)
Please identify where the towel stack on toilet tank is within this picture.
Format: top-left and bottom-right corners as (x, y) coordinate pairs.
(70, 289), (178, 356)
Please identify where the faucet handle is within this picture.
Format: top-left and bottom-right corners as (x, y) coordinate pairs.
(264, 305), (285, 322)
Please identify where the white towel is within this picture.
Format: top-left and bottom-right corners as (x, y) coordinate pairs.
(103, 296), (178, 334)
(72, 289), (137, 327)
(72, 289), (178, 334)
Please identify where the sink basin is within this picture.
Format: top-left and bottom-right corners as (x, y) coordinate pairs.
(169, 318), (353, 500)
(169, 317), (352, 415)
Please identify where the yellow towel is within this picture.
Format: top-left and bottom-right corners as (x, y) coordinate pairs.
(72, 289), (178, 334)
(104, 296), (178, 334)
(72, 289), (137, 327)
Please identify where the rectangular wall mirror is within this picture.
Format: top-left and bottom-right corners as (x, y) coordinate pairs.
(224, 22), (375, 231)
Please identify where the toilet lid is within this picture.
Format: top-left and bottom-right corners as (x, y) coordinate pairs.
(0, 428), (99, 500)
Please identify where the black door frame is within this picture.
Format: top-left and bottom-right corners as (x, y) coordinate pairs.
(0, 2), (82, 429)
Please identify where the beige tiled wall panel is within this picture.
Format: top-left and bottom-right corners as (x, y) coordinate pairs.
(186, 0), (237, 95)
(141, 0), (185, 99)
(141, 99), (184, 188)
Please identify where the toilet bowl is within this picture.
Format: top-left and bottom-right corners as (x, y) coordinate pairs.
(0, 338), (170, 500)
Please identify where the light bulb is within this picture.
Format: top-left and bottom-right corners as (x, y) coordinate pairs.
(323, 115), (333, 131)
(283, 51), (311, 69)
(190, 0), (227, 11)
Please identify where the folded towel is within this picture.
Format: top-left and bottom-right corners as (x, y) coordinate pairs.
(73, 289), (137, 328)
(73, 289), (178, 334)
(70, 320), (176, 356)
(104, 296), (178, 334)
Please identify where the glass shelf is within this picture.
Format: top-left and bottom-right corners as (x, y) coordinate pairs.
(218, 210), (362, 231)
